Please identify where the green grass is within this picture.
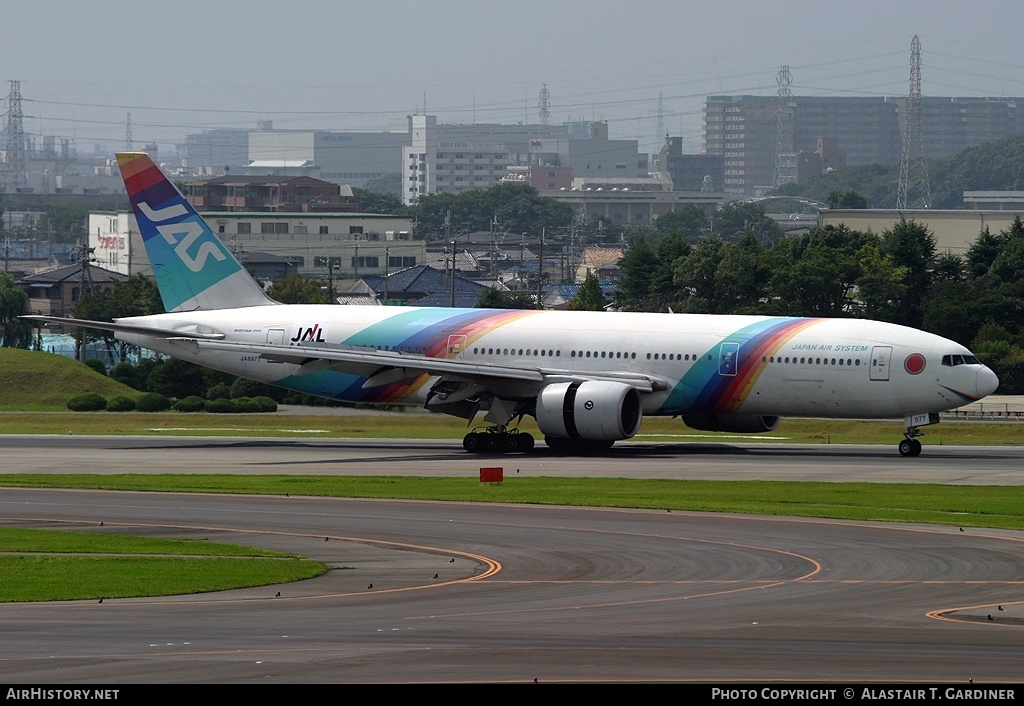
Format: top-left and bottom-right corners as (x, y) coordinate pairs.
(0, 556), (326, 602)
(0, 349), (141, 411)
(0, 527), (326, 602)
(0, 526), (290, 556)
(1, 410), (1022, 446)
(5, 474), (1024, 530)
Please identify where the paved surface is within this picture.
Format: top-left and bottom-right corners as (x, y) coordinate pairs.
(1, 436), (1023, 683)
(2, 487), (1024, 683)
(1, 434), (1023, 484)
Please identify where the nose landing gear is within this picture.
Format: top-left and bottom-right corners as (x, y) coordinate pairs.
(899, 412), (940, 456)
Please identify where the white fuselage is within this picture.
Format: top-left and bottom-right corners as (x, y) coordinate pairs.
(116, 305), (998, 421)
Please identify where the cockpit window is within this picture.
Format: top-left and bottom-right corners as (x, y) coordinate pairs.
(942, 354), (981, 366)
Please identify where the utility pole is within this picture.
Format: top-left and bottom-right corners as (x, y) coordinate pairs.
(520, 233), (526, 290)
(450, 241), (456, 307)
(536, 228), (544, 309)
(75, 234), (95, 361)
(489, 213), (498, 279)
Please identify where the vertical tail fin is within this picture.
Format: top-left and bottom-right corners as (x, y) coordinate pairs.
(116, 152), (274, 312)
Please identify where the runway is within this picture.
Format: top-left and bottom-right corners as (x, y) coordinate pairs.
(1, 437), (1024, 683)
(2, 434), (1024, 483)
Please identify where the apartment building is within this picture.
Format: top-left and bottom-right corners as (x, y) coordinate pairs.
(704, 95), (1024, 196)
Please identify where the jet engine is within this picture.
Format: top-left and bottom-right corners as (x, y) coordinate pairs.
(681, 413), (781, 433)
(536, 381), (643, 441)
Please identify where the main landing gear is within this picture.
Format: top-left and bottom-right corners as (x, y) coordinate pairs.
(463, 426), (535, 454)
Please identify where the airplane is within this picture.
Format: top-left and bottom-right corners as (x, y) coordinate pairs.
(26, 152), (999, 457)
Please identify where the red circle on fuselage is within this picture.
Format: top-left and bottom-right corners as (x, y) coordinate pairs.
(904, 353), (926, 374)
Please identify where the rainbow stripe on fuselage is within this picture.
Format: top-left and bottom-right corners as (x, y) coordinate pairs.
(265, 308), (824, 414)
(659, 317), (823, 415)
(271, 308), (542, 404)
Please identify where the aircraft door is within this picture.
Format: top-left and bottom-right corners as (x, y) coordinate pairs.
(266, 329), (286, 364)
(447, 334), (467, 359)
(719, 342), (739, 377)
(870, 345), (892, 381)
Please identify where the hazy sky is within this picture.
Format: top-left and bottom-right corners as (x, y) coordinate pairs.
(3, 0), (1023, 156)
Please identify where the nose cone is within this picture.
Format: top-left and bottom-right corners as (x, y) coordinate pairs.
(976, 366), (999, 399)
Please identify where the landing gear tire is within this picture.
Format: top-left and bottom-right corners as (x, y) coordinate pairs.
(463, 433), (482, 453)
(483, 434), (501, 453)
(898, 438), (922, 457)
(465, 429), (535, 454)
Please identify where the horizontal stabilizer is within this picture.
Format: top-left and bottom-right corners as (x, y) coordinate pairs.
(21, 315), (225, 340)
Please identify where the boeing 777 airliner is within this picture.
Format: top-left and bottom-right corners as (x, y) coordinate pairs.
(27, 153), (999, 456)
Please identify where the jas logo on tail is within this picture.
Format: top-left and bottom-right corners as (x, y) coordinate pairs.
(291, 324), (328, 344)
(138, 201), (228, 274)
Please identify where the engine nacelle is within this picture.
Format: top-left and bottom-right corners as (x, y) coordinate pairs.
(681, 413), (782, 433)
(536, 381), (643, 442)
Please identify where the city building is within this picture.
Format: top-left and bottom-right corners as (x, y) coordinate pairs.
(652, 136), (725, 191)
(180, 120), (410, 188)
(184, 175), (358, 212)
(544, 175), (725, 226)
(962, 192), (1024, 210)
(820, 208), (1024, 256)
(88, 210), (422, 281)
(402, 116), (646, 205)
(705, 95), (1024, 196)
(19, 263), (128, 323)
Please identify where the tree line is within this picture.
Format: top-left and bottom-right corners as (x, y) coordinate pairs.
(615, 216), (1024, 393)
(774, 135), (1024, 209)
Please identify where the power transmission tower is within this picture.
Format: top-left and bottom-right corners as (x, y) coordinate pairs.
(538, 84), (550, 126)
(656, 91), (666, 151)
(125, 112), (133, 152)
(897, 35), (931, 209)
(2, 80), (27, 190)
(773, 66), (796, 187)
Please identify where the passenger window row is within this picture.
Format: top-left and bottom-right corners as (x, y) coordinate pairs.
(763, 356), (861, 367)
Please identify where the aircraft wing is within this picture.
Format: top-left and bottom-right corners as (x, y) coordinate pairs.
(23, 315), (664, 392)
(193, 338), (664, 392)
